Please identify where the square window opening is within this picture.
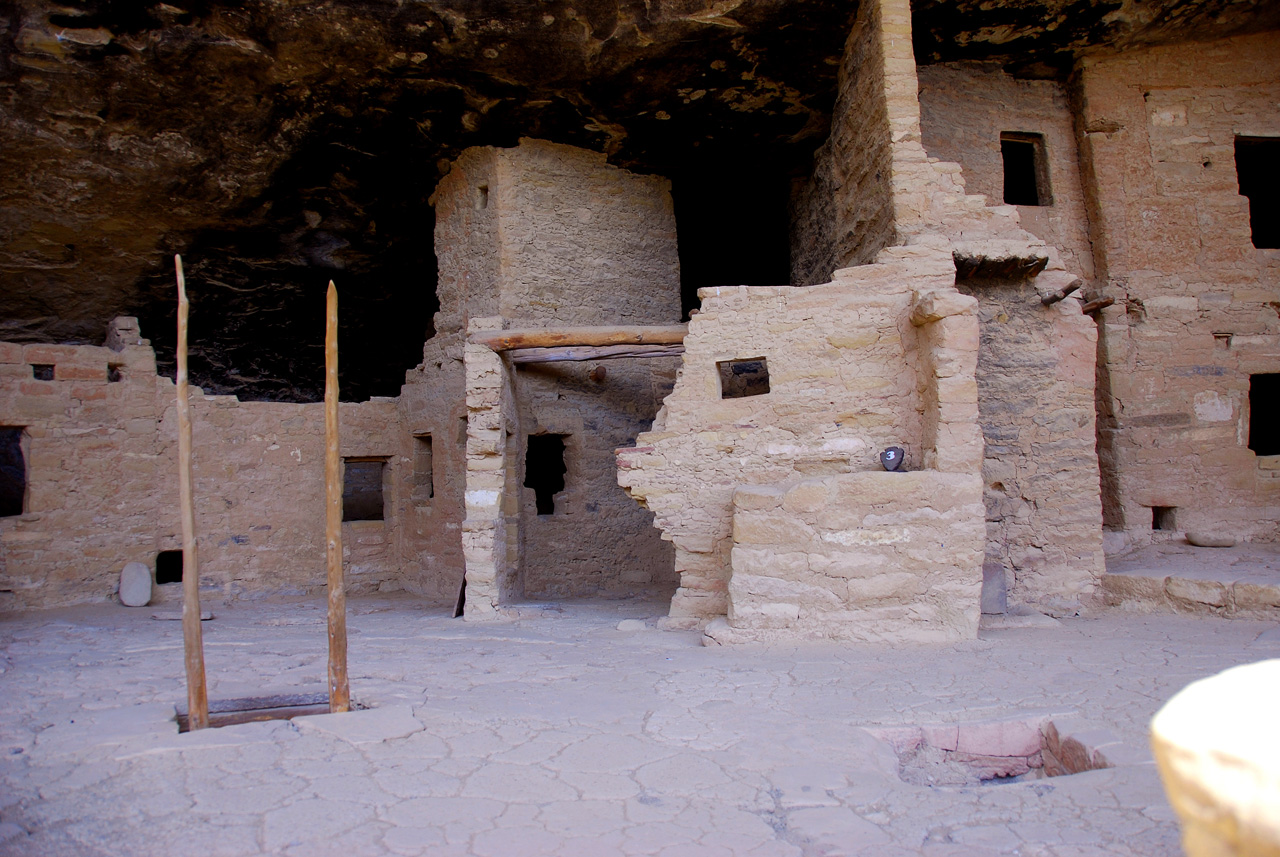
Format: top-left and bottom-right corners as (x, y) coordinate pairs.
(156, 550), (183, 584)
(1001, 133), (1052, 207)
(412, 434), (434, 502)
(1249, 373), (1280, 456)
(108, 364), (123, 382)
(1152, 506), (1177, 532)
(524, 434), (567, 516)
(718, 358), (770, 399)
(343, 458), (387, 522)
(1, 427), (26, 517)
(1236, 137), (1280, 249)
(31, 364), (54, 381)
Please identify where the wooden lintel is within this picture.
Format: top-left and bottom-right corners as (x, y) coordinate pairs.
(510, 344), (686, 364)
(471, 324), (688, 352)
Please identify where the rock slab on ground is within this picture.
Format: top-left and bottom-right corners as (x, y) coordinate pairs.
(118, 562), (152, 607)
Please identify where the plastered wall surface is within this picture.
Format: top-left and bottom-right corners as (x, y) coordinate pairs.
(619, 248), (987, 633)
(0, 319), (422, 610)
(790, 0), (895, 284)
(955, 280), (1104, 610)
(425, 139), (681, 616)
(1079, 31), (1280, 543)
(918, 63), (1095, 283)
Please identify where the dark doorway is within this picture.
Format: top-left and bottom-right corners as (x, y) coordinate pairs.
(524, 434), (567, 516)
(343, 459), (386, 522)
(156, 550), (184, 585)
(0, 428), (25, 517)
(1236, 138), (1280, 249)
(671, 162), (792, 319)
(1001, 133), (1051, 207)
(1250, 373), (1280, 456)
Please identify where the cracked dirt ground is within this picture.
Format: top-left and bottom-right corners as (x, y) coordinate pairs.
(1, 597), (1277, 856)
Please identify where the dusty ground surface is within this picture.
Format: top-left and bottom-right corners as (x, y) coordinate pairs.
(1, 586), (1278, 856)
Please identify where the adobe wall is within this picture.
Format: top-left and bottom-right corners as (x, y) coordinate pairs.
(0, 319), (426, 610)
(1078, 31), (1280, 544)
(912, 62), (1104, 609)
(917, 63), (1095, 283)
(619, 247), (987, 633)
(790, 0), (895, 284)
(425, 139), (681, 615)
(788, 0), (1104, 613)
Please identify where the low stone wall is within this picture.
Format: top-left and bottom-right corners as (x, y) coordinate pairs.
(714, 470), (984, 643)
(0, 319), (423, 609)
(619, 247), (987, 634)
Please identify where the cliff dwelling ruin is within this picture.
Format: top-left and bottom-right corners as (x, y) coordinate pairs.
(2, 1), (1280, 854)
(1, 0), (1278, 639)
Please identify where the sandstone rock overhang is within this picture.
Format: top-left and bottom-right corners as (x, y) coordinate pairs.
(4, 0), (1277, 402)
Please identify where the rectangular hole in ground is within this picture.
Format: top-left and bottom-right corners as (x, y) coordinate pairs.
(886, 716), (1115, 788)
(175, 692), (367, 732)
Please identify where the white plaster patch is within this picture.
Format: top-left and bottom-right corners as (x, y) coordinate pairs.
(1149, 105), (1187, 127)
(465, 490), (500, 507)
(822, 528), (910, 546)
(1193, 391), (1233, 423)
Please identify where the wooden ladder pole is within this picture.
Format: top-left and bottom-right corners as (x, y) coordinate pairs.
(325, 281), (350, 713)
(175, 254), (209, 731)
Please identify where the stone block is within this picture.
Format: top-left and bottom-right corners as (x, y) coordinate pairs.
(955, 717), (1043, 758)
(1166, 576), (1229, 609)
(118, 561), (152, 607)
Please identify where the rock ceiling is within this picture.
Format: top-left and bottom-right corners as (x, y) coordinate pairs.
(2, 0), (1276, 401)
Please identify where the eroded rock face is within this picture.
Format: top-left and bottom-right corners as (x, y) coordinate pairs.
(0, 0), (852, 400)
(1, 0), (1275, 400)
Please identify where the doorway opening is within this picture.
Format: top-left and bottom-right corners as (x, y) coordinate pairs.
(524, 434), (567, 516)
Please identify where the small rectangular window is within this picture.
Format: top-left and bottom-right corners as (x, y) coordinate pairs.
(1, 427), (26, 517)
(1152, 506), (1177, 531)
(1001, 132), (1052, 207)
(31, 364), (54, 381)
(413, 434), (434, 502)
(524, 434), (567, 516)
(156, 550), (183, 584)
(718, 358), (770, 399)
(1236, 137), (1280, 249)
(1249, 373), (1280, 456)
(108, 364), (123, 382)
(343, 458), (386, 522)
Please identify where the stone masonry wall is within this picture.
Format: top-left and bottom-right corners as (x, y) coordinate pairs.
(1078, 31), (1280, 544)
(789, 0), (895, 284)
(909, 63), (1103, 610)
(0, 319), (424, 610)
(955, 280), (1105, 610)
(789, 0), (1104, 614)
(428, 139), (681, 614)
(717, 470), (985, 643)
(918, 63), (1095, 283)
(619, 247), (986, 630)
